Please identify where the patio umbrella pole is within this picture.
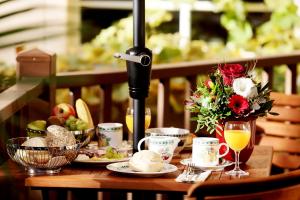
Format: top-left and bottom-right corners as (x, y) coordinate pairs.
(114, 0), (152, 153)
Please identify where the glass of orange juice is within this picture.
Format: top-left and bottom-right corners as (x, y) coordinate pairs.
(125, 107), (151, 145)
(224, 121), (251, 177)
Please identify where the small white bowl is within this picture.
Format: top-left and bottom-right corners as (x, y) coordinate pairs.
(145, 127), (190, 155)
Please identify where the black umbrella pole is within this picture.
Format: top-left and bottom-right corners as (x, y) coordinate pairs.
(114, 0), (151, 154)
(133, 0), (145, 48)
(131, 0), (148, 153)
(126, 1), (155, 198)
(133, 99), (145, 152)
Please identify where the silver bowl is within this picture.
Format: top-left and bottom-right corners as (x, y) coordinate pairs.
(6, 137), (80, 175)
(145, 127), (190, 155)
(71, 128), (95, 147)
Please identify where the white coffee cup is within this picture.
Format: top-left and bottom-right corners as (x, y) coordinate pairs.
(138, 136), (180, 163)
(97, 123), (123, 148)
(192, 137), (229, 167)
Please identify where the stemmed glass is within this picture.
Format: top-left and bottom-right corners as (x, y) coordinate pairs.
(224, 121), (251, 177)
(125, 107), (151, 145)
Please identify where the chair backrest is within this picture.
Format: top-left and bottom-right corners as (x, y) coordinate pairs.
(185, 169), (300, 200)
(256, 92), (300, 170)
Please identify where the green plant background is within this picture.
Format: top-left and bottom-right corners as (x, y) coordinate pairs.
(1, 0), (300, 125)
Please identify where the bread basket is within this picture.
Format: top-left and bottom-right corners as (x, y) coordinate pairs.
(6, 137), (80, 175)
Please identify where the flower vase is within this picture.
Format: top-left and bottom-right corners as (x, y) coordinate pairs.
(215, 119), (256, 163)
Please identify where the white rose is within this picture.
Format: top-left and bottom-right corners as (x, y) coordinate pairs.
(249, 87), (258, 98)
(233, 78), (258, 98)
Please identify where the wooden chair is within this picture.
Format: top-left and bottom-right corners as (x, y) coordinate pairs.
(185, 169), (300, 200)
(256, 92), (300, 170)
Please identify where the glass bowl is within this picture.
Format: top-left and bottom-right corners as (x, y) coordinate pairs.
(6, 137), (80, 175)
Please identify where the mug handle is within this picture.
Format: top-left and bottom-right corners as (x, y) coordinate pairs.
(137, 137), (149, 151)
(218, 143), (229, 158)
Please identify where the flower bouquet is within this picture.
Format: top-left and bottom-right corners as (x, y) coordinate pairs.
(185, 63), (276, 162)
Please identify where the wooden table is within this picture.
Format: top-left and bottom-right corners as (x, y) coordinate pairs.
(22, 145), (272, 199)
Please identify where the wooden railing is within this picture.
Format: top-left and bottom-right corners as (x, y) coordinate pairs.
(0, 50), (299, 135)
(56, 51), (300, 129)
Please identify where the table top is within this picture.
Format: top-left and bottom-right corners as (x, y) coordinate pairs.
(24, 145), (273, 193)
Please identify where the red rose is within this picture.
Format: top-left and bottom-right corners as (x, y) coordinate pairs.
(228, 95), (249, 115)
(218, 64), (246, 85)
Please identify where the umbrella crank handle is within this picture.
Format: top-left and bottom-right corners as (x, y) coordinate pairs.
(114, 53), (151, 67)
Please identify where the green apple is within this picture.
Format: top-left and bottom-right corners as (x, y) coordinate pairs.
(27, 120), (46, 131)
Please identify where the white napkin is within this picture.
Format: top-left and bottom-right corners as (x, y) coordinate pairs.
(175, 170), (211, 183)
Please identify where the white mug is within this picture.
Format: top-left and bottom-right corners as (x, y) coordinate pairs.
(138, 136), (180, 163)
(97, 123), (123, 148)
(192, 137), (229, 167)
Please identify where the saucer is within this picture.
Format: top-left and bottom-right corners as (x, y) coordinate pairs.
(180, 158), (234, 171)
(107, 162), (178, 177)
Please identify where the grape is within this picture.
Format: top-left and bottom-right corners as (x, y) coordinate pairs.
(105, 147), (114, 159)
(76, 119), (88, 130)
(69, 121), (77, 131)
(103, 147), (123, 159)
(65, 117), (88, 131)
(66, 116), (76, 126)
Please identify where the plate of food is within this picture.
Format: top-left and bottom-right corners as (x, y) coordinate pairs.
(107, 150), (178, 177)
(73, 145), (131, 165)
(180, 158), (234, 171)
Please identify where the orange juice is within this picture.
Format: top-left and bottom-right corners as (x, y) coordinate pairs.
(125, 114), (151, 133)
(224, 130), (251, 152)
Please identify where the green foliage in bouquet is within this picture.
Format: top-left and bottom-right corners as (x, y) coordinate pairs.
(185, 62), (277, 134)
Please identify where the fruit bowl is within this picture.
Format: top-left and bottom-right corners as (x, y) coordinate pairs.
(26, 128), (46, 137)
(26, 120), (47, 137)
(145, 127), (190, 155)
(6, 137), (80, 175)
(71, 127), (95, 147)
